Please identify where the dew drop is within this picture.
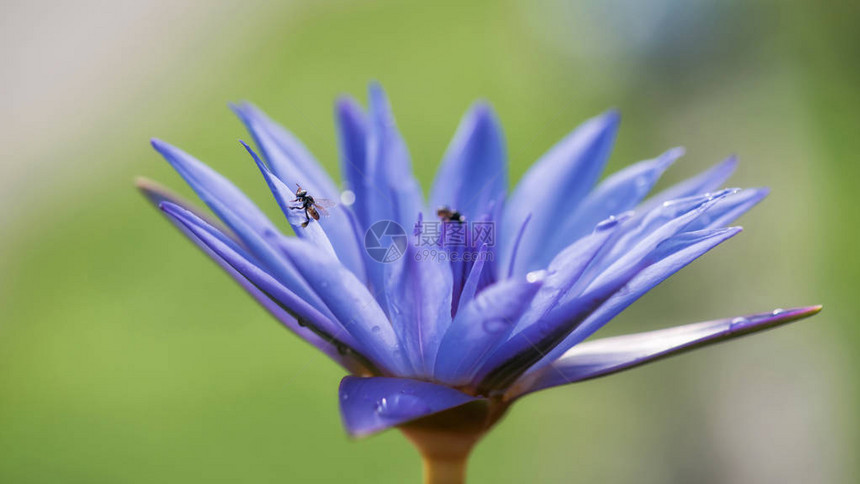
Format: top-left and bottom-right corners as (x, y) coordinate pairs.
(340, 190), (356, 206)
(772, 308), (785, 316)
(595, 215), (619, 231)
(730, 316), (748, 329)
(526, 270), (547, 283)
(371, 325), (381, 334)
(374, 394), (430, 420)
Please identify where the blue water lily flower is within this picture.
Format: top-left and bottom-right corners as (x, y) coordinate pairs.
(139, 83), (820, 483)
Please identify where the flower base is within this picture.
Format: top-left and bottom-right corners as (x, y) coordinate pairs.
(400, 398), (508, 484)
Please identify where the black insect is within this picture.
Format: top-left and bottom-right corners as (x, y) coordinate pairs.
(436, 206), (466, 223)
(291, 184), (336, 227)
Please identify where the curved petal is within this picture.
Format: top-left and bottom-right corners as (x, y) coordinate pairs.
(366, 82), (424, 230)
(357, 84), (425, 302)
(231, 102), (338, 198)
(136, 177), (232, 237)
(581, 189), (737, 286)
(510, 306), (822, 397)
(240, 141), (337, 258)
(455, 243), (489, 316)
(339, 376), (480, 438)
(335, 96), (371, 229)
(510, 214), (626, 336)
(384, 242), (454, 377)
(527, 226), (743, 376)
(473, 203), (735, 393)
(151, 139), (318, 301)
(637, 155), (738, 214)
(156, 201), (373, 373)
(430, 102), (507, 221)
(541, 147), (682, 264)
(434, 278), (543, 386)
(685, 187), (769, 232)
(582, 191), (732, 293)
(279, 238), (411, 376)
(501, 110), (619, 276)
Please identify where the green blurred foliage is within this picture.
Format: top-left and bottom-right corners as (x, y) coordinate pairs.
(1, 0), (856, 482)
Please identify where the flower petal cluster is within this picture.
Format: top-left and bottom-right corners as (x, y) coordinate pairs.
(140, 83), (820, 439)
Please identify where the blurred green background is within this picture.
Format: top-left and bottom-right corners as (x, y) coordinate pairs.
(1, 0), (857, 482)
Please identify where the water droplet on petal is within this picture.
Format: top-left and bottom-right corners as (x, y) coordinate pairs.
(340, 190), (356, 206)
(526, 270), (547, 283)
(371, 325), (381, 333)
(730, 317), (749, 329)
(772, 308), (784, 316)
(374, 394), (430, 420)
(596, 215), (620, 231)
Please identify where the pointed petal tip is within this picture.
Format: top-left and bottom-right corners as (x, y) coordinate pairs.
(731, 304), (823, 334)
(469, 100), (496, 117)
(664, 146), (686, 161)
(134, 176), (157, 191)
(796, 304), (823, 316)
(367, 80), (386, 99)
(601, 108), (621, 126)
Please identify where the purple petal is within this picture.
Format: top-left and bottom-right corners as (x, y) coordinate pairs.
(434, 278), (543, 386)
(241, 141), (337, 256)
(366, 82), (424, 230)
(583, 191), (731, 293)
(505, 213), (532, 279)
(473, 208), (735, 392)
(473, 263), (636, 392)
(279, 238), (411, 375)
(231, 102), (338, 199)
(430, 102), (507, 221)
(157, 201), (372, 372)
(233, 107), (369, 282)
(339, 376), (480, 437)
(686, 187), (769, 232)
(335, 96), (371, 229)
(501, 111), (619, 276)
(384, 243), (454, 377)
(136, 177), (230, 234)
(582, 189), (737, 288)
(540, 148), (682, 265)
(510, 216), (625, 336)
(151, 139), (317, 297)
(528, 226), (743, 376)
(512, 306), (822, 397)
(637, 155), (739, 214)
(455, 243), (489, 316)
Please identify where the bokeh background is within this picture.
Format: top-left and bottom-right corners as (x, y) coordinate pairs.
(1, 0), (857, 482)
